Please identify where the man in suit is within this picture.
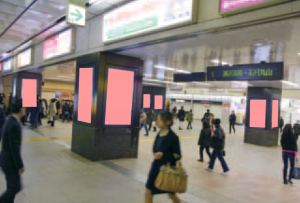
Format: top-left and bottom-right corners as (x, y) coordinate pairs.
(0, 99), (25, 202)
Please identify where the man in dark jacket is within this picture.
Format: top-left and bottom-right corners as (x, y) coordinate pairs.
(0, 99), (25, 202)
(177, 106), (185, 130)
(0, 105), (6, 139)
(229, 111), (236, 134)
(206, 119), (230, 175)
(198, 121), (212, 162)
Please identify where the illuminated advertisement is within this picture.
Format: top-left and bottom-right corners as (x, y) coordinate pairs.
(272, 100), (279, 128)
(22, 79), (37, 107)
(17, 48), (32, 68)
(105, 68), (135, 126)
(3, 59), (12, 72)
(103, 0), (193, 42)
(220, 0), (292, 15)
(249, 100), (266, 128)
(155, 95), (163, 110)
(13, 78), (16, 98)
(43, 29), (72, 59)
(78, 68), (93, 124)
(143, 94), (151, 108)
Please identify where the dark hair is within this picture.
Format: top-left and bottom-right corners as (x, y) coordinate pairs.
(11, 99), (23, 113)
(159, 111), (174, 128)
(190, 109), (192, 113)
(203, 121), (210, 129)
(214, 118), (221, 126)
(207, 109), (210, 113)
(283, 124), (292, 133)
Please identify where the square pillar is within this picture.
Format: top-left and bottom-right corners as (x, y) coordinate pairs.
(244, 87), (281, 147)
(71, 52), (143, 161)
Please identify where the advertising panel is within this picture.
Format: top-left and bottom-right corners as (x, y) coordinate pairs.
(3, 59), (12, 72)
(272, 100), (279, 128)
(43, 29), (72, 60)
(103, 0), (193, 42)
(155, 95), (163, 110)
(220, 0), (292, 15)
(17, 48), (32, 68)
(143, 94), (151, 109)
(249, 100), (266, 128)
(22, 79), (37, 107)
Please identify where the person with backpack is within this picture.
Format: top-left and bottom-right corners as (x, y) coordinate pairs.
(198, 121), (212, 162)
(177, 106), (185, 130)
(293, 121), (300, 141)
(206, 119), (230, 175)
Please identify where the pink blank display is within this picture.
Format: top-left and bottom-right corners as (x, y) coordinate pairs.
(105, 68), (134, 125)
(22, 79), (37, 107)
(272, 100), (279, 128)
(250, 100), (266, 128)
(155, 95), (163, 110)
(143, 94), (150, 108)
(78, 68), (93, 123)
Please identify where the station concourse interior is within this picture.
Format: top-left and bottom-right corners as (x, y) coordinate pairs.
(1, 0), (300, 203)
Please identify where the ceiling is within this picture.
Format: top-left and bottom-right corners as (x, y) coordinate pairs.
(0, 0), (132, 57)
(116, 17), (300, 90)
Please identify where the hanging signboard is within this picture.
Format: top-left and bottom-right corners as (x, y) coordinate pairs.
(103, 0), (195, 42)
(2, 59), (12, 72)
(43, 29), (72, 60)
(220, 0), (292, 16)
(17, 48), (32, 68)
(207, 62), (283, 81)
(67, 0), (86, 27)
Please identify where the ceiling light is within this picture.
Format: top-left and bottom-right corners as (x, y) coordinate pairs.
(153, 65), (191, 74)
(298, 53), (300, 56)
(192, 82), (211, 86)
(211, 59), (229, 65)
(281, 80), (300, 87)
(89, 0), (104, 6)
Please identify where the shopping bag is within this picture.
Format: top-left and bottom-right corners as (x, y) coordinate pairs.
(155, 161), (188, 193)
(292, 167), (300, 179)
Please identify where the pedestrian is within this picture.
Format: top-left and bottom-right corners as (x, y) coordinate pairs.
(62, 101), (69, 122)
(0, 99), (25, 202)
(198, 121), (212, 162)
(209, 113), (215, 130)
(177, 106), (185, 130)
(145, 111), (181, 203)
(293, 121), (300, 141)
(148, 109), (157, 132)
(279, 117), (284, 133)
(229, 111), (236, 134)
(206, 119), (230, 175)
(68, 101), (74, 121)
(0, 103), (6, 140)
(187, 109), (193, 130)
(37, 96), (43, 126)
(201, 109), (210, 123)
(140, 109), (149, 136)
(281, 124), (298, 185)
(48, 99), (57, 127)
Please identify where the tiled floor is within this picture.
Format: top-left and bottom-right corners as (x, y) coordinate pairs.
(0, 119), (299, 203)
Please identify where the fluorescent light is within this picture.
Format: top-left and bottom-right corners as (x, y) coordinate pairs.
(211, 59), (231, 66)
(89, 0), (104, 6)
(192, 82), (211, 86)
(281, 80), (300, 87)
(153, 65), (191, 74)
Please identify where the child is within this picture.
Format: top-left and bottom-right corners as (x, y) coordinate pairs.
(187, 109), (193, 130)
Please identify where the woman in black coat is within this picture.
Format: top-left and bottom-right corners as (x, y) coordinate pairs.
(145, 111), (182, 203)
(177, 106), (185, 130)
(281, 124), (298, 185)
(198, 121), (212, 162)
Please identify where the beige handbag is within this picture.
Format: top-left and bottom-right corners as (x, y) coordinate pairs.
(155, 161), (188, 193)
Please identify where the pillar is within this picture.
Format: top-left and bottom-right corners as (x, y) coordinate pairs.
(71, 52), (143, 161)
(142, 85), (166, 114)
(244, 87), (281, 147)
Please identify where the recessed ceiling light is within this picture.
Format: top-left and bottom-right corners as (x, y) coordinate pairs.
(298, 53), (300, 56)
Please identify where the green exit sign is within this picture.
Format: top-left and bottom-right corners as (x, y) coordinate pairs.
(67, 0), (86, 27)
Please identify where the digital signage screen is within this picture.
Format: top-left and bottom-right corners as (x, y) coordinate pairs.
(2, 59), (12, 72)
(272, 100), (279, 128)
(22, 79), (37, 107)
(17, 48), (32, 68)
(78, 68), (93, 124)
(105, 68), (135, 126)
(143, 94), (151, 109)
(43, 29), (72, 60)
(207, 62), (283, 81)
(155, 95), (163, 110)
(103, 0), (193, 42)
(249, 100), (266, 128)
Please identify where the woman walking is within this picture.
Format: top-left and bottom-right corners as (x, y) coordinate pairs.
(145, 111), (182, 203)
(206, 119), (230, 175)
(198, 121), (212, 162)
(48, 99), (57, 127)
(187, 109), (193, 130)
(281, 124), (298, 185)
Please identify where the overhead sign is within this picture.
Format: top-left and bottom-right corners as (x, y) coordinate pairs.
(67, 0), (86, 27)
(43, 29), (72, 60)
(2, 59), (11, 72)
(220, 0), (292, 15)
(207, 62), (283, 81)
(17, 48), (32, 68)
(174, 72), (206, 82)
(103, 0), (194, 42)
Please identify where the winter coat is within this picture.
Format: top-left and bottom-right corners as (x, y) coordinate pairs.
(281, 131), (298, 152)
(140, 112), (147, 124)
(198, 128), (212, 147)
(177, 109), (185, 121)
(211, 126), (226, 150)
(48, 102), (57, 121)
(187, 113), (193, 122)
